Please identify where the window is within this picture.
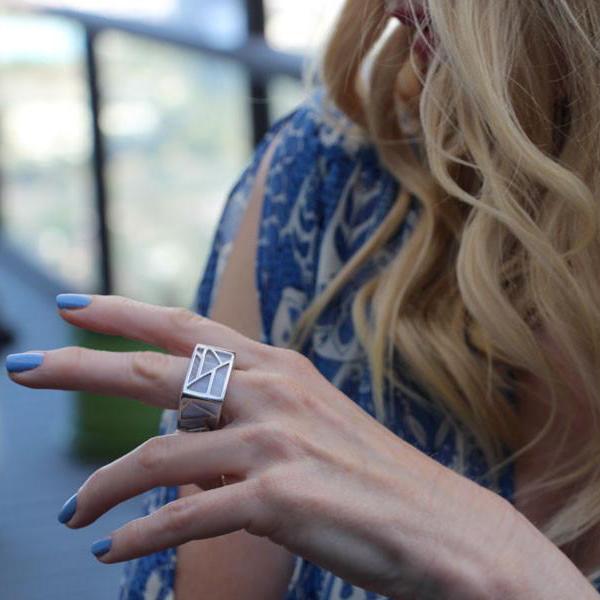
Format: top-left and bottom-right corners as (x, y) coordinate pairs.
(0, 1), (344, 305)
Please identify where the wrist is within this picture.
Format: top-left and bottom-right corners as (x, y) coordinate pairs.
(484, 503), (599, 600)
(382, 454), (596, 600)
(433, 493), (517, 600)
(405, 488), (529, 599)
(385, 465), (518, 599)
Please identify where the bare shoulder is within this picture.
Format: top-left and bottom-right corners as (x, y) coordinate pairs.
(208, 135), (280, 339)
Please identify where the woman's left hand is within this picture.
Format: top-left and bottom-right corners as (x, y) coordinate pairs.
(5, 294), (543, 599)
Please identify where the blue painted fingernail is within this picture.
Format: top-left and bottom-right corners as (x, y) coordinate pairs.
(5, 352), (44, 373)
(56, 293), (92, 310)
(57, 493), (77, 524)
(91, 537), (112, 558)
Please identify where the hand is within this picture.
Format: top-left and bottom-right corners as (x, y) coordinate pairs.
(7, 294), (523, 599)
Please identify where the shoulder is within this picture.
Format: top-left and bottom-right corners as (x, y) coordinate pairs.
(215, 89), (376, 244)
(273, 88), (371, 156)
(266, 88), (387, 192)
(259, 87), (398, 236)
(262, 87), (400, 223)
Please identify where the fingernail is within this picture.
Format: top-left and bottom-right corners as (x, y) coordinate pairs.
(56, 293), (92, 310)
(57, 493), (77, 524)
(5, 352), (44, 373)
(91, 537), (112, 558)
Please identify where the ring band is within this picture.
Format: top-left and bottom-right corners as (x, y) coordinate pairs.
(177, 343), (236, 432)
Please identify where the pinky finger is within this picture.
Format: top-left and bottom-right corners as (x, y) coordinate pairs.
(91, 480), (260, 564)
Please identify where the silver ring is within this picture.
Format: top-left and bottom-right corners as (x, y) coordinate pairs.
(177, 343), (236, 432)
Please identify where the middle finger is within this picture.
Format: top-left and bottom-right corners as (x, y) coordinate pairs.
(8, 347), (261, 419)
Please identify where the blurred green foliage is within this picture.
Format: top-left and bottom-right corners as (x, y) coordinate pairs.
(71, 329), (165, 462)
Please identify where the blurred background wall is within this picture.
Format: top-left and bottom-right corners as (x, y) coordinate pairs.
(0, 1), (343, 597)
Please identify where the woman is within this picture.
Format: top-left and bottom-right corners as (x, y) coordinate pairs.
(6, 0), (600, 597)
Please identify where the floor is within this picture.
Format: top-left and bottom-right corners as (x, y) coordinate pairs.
(0, 241), (148, 599)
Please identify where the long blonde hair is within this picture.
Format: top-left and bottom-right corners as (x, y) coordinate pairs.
(286, 0), (600, 578)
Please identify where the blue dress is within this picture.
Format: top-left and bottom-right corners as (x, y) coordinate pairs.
(118, 90), (600, 599)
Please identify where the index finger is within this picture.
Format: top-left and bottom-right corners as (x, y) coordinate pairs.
(56, 294), (264, 366)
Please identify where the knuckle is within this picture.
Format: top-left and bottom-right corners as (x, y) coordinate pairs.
(169, 306), (204, 331)
(239, 421), (267, 446)
(264, 422), (297, 455)
(238, 423), (268, 448)
(121, 515), (146, 553)
(273, 371), (313, 408)
(288, 376), (312, 405)
(62, 345), (88, 372)
(136, 436), (168, 474)
(243, 421), (303, 461)
(15, 346), (86, 387)
(115, 295), (140, 313)
(83, 467), (100, 492)
(81, 464), (108, 502)
(291, 380), (319, 412)
(162, 498), (194, 535)
(254, 471), (282, 506)
(250, 339), (278, 361)
(252, 468), (301, 521)
(281, 348), (313, 373)
(247, 369), (317, 414)
(130, 351), (171, 388)
(250, 371), (290, 403)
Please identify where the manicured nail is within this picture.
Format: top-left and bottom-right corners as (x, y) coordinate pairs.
(91, 537), (112, 558)
(5, 352), (44, 373)
(56, 293), (92, 310)
(57, 493), (77, 524)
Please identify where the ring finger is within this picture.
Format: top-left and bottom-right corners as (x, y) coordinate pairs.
(7, 347), (262, 422)
(62, 426), (257, 529)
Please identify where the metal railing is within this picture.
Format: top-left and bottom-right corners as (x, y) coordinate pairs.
(4, 0), (305, 295)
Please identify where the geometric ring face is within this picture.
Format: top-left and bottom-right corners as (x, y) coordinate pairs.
(177, 343), (236, 432)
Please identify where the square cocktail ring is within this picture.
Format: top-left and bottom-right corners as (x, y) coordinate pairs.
(177, 344), (236, 432)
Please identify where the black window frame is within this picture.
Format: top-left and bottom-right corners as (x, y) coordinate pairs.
(1, 0), (304, 294)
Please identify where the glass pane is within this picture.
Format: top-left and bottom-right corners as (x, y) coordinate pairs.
(97, 31), (252, 307)
(33, 0), (247, 48)
(269, 75), (306, 123)
(0, 11), (97, 289)
(264, 0), (346, 53)
(32, 0), (180, 20)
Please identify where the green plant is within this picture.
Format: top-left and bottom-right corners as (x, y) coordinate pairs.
(70, 329), (164, 462)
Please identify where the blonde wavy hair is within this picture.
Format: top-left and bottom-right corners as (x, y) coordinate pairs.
(285, 0), (600, 580)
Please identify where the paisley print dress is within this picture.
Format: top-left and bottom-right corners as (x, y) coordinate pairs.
(118, 89), (600, 599)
